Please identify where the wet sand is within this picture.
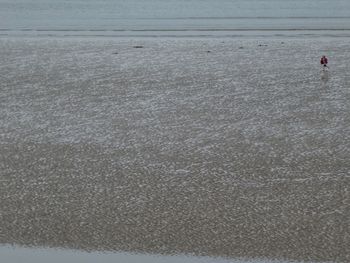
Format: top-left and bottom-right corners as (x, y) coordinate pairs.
(0, 38), (349, 262)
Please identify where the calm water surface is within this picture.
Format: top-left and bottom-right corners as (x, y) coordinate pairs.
(0, 246), (299, 263)
(1, 0), (350, 37)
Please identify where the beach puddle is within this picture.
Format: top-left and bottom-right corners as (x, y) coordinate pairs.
(0, 246), (297, 263)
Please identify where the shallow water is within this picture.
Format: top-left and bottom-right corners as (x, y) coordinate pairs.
(0, 246), (302, 263)
(1, 0), (350, 37)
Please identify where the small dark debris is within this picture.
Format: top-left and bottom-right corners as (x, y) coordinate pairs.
(207, 51), (211, 53)
(113, 52), (118, 55)
(258, 44), (268, 47)
(133, 45), (144, 48)
(281, 42), (285, 44)
(239, 46), (244, 49)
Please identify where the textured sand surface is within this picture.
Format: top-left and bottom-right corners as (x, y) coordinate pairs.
(0, 38), (349, 262)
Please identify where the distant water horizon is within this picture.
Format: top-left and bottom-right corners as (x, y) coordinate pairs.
(1, 0), (350, 37)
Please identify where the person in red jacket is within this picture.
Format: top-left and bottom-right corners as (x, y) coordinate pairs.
(320, 55), (328, 68)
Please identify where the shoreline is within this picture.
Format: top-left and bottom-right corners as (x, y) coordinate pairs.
(0, 245), (330, 263)
(2, 29), (350, 39)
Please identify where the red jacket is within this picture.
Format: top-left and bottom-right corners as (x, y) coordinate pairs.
(320, 57), (328, 65)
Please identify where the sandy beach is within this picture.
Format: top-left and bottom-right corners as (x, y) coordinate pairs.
(0, 37), (349, 262)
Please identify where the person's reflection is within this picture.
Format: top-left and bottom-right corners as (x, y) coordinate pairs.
(321, 70), (329, 84)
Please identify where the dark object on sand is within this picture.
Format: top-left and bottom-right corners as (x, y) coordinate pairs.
(258, 44), (268, 47)
(207, 51), (211, 53)
(113, 52), (118, 54)
(133, 45), (144, 48)
(239, 46), (244, 49)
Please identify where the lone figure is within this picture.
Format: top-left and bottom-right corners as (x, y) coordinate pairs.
(320, 55), (328, 69)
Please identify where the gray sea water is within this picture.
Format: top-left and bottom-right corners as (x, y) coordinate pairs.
(1, 0), (350, 37)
